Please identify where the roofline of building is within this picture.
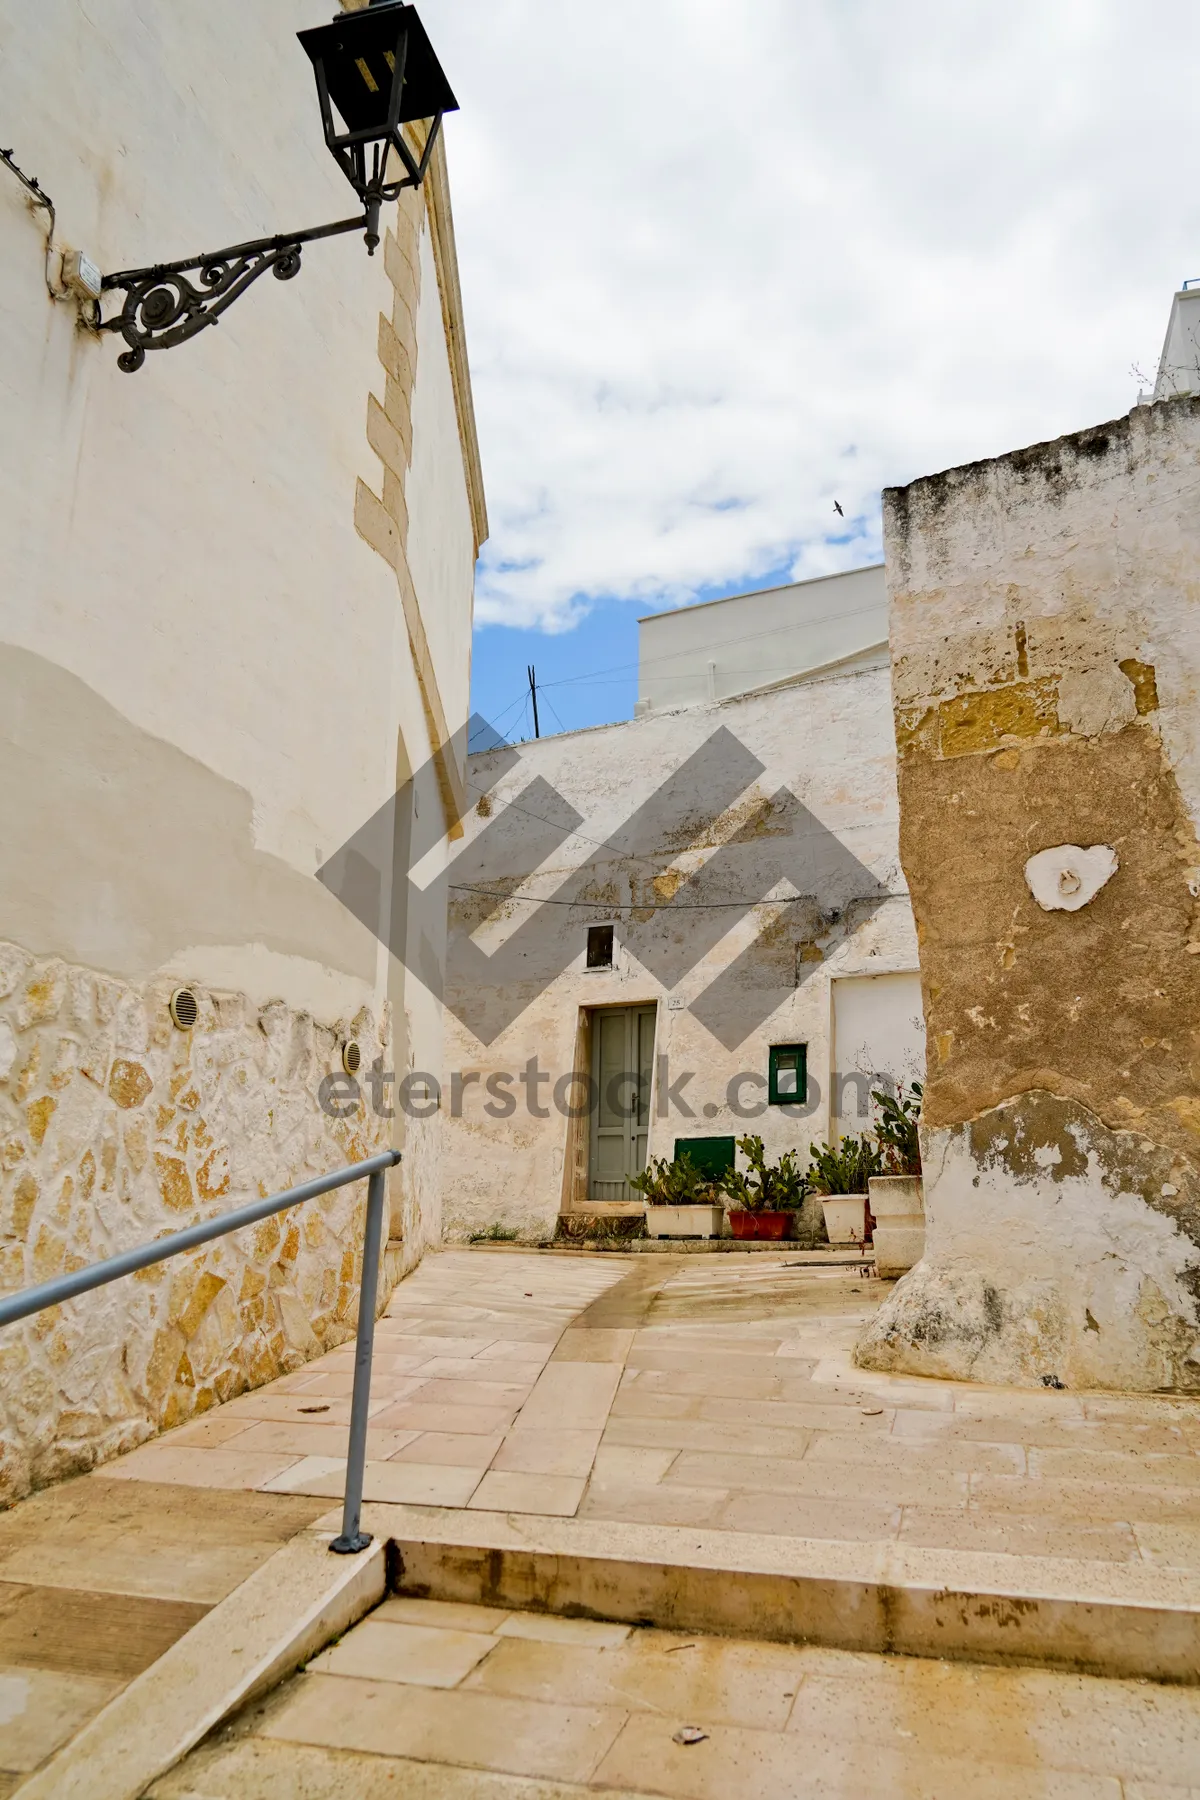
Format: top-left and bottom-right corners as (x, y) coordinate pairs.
(636, 561), (885, 627)
(467, 637), (892, 763)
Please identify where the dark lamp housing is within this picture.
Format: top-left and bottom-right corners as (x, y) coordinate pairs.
(298, 2), (458, 250)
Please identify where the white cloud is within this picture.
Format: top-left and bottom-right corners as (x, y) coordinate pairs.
(420, 0), (1200, 631)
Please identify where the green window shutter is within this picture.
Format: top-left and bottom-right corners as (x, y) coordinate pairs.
(768, 1044), (807, 1106)
(673, 1136), (736, 1178)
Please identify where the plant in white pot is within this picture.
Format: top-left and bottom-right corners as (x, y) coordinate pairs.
(807, 1135), (884, 1248)
(631, 1152), (726, 1239)
(868, 1081), (925, 1276)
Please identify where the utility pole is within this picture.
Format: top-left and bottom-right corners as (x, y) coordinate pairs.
(527, 664), (540, 739)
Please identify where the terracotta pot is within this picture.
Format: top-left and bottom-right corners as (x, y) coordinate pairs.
(729, 1210), (790, 1240)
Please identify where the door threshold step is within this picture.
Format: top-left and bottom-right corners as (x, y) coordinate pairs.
(341, 1502), (1200, 1685)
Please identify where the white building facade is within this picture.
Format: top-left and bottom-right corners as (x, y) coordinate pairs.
(442, 572), (922, 1244)
(0, 0), (484, 1500)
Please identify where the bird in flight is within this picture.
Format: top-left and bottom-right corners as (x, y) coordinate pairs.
(833, 500), (844, 517)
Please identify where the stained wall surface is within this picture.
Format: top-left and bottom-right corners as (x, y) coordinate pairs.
(858, 397), (1200, 1392)
(0, 1), (482, 1499)
(441, 665), (920, 1243)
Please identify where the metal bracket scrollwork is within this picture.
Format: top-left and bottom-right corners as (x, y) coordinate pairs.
(99, 213), (367, 372)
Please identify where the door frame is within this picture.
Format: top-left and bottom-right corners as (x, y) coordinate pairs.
(585, 999), (659, 1204)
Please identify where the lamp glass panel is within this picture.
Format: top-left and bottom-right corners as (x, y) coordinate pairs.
(298, 4), (458, 136)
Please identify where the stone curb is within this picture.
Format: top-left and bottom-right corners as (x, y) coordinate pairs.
(13, 1527), (385, 1800)
(346, 1503), (1200, 1685)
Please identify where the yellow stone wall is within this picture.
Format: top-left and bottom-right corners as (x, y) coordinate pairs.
(0, 940), (391, 1505)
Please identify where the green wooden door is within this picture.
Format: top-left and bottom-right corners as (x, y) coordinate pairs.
(588, 1005), (657, 1201)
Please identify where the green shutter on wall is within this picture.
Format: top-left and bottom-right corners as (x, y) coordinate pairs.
(674, 1136), (736, 1177)
(768, 1044), (807, 1106)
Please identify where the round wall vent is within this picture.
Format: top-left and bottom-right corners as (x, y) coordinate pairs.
(342, 1040), (362, 1076)
(169, 987), (199, 1031)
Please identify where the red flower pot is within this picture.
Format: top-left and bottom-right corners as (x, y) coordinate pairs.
(729, 1210), (790, 1240)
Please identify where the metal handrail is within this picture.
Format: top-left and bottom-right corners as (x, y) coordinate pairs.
(0, 1147), (401, 1556)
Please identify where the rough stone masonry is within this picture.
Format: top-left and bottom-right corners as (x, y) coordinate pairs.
(857, 395), (1200, 1392)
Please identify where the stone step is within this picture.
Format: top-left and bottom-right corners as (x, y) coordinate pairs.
(359, 1501), (1200, 1686)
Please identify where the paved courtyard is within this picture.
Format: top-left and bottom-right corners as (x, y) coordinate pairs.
(7, 1246), (1200, 1793)
(100, 1248), (1200, 1571)
(153, 1591), (1200, 1799)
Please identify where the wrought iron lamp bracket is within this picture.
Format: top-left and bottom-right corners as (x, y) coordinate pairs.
(98, 212), (371, 372)
(96, 118), (444, 374)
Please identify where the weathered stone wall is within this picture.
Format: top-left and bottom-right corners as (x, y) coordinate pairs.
(0, 941), (391, 1506)
(858, 396), (1200, 1392)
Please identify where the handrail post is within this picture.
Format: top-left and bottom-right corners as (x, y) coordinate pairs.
(330, 1164), (388, 1554)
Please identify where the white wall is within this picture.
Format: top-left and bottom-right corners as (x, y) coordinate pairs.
(0, 0), (407, 1006)
(636, 565), (887, 716)
(831, 972), (924, 1139)
(441, 661), (918, 1242)
(1153, 287), (1200, 401)
(0, 0), (479, 1497)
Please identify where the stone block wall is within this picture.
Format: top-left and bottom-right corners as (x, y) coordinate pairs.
(858, 397), (1200, 1392)
(0, 941), (391, 1505)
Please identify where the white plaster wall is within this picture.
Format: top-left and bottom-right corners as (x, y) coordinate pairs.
(0, 1), (479, 1481)
(1154, 288), (1200, 401)
(0, 1), (409, 966)
(637, 565), (887, 715)
(831, 972), (925, 1138)
(904, 1116), (1198, 1389)
(441, 664), (918, 1241)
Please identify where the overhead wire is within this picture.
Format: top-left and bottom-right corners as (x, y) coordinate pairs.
(449, 883), (902, 912)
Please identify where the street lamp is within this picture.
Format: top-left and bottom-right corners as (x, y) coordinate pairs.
(99, 1), (458, 372)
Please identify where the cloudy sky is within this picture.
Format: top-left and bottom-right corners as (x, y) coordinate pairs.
(418, 0), (1200, 737)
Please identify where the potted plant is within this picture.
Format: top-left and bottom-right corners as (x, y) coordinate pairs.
(632, 1152), (726, 1239)
(807, 1134), (884, 1247)
(868, 1081), (926, 1276)
(719, 1136), (810, 1240)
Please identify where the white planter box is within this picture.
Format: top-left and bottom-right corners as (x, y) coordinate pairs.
(645, 1204), (726, 1239)
(868, 1176), (925, 1275)
(820, 1195), (868, 1247)
(868, 1175), (924, 1221)
(873, 1225), (926, 1277)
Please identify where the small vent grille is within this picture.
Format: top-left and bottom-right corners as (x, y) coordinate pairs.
(586, 924), (614, 969)
(169, 987), (199, 1031)
(342, 1040), (362, 1076)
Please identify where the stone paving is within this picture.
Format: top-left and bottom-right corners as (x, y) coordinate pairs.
(95, 1249), (1200, 1572)
(0, 1479), (325, 1794)
(154, 1594), (1200, 1798)
(7, 1245), (1200, 1791)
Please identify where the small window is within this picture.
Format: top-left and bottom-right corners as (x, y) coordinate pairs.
(768, 1044), (807, 1106)
(586, 924), (614, 969)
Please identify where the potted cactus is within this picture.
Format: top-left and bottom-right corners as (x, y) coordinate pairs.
(632, 1152), (726, 1239)
(868, 1082), (925, 1276)
(807, 1135), (884, 1247)
(720, 1136), (810, 1240)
